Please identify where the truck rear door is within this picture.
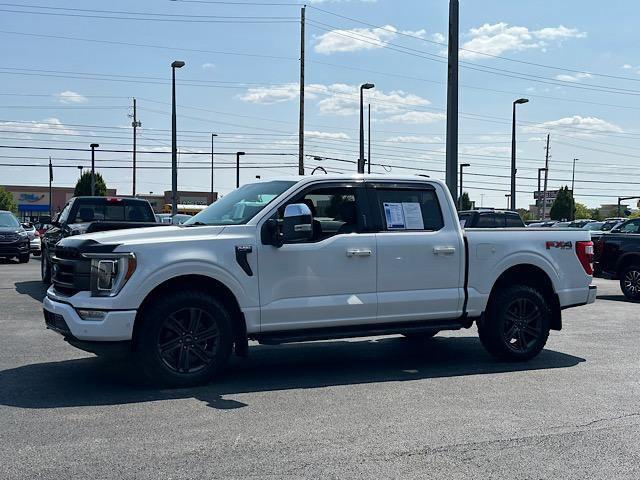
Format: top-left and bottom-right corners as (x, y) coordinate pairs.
(367, 181), (464, 322)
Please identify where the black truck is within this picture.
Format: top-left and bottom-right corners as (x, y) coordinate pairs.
(41, 196), (157, 283)
(593, 218), (640, 301)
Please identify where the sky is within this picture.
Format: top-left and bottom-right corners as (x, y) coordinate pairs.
(1, 0), (640, 209)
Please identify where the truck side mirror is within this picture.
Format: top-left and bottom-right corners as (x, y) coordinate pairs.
(282, 203), (313, 244)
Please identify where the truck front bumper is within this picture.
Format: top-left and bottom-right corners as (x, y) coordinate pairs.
(43, 296), (136, 341)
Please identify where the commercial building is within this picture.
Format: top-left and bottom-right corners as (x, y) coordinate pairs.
(1, 185), (218, 219)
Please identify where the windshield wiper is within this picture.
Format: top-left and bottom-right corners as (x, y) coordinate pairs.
(182, 221), (208, 227)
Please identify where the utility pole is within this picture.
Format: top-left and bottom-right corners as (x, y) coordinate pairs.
(48, 156), (52, 219)
(236, 151), (245, 188)
(298, 5), (305, 176)
(367, 103), (371, 174)
(171, 60), (185, 216)
(445, 0), (459, 199)
(571, 158), (578, 221)
(130, 98), (141, 197)
(541, 133), (550, 220)
(90, 143), (99, 196)
(510, 98), (529, 210)
(210, 133), (218, 203)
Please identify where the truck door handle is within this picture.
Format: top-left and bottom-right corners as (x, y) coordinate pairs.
(346, 248), (372, 257)
(433, 246), (456, 255)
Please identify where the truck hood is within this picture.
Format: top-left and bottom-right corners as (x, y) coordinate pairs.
(74, 225), (227, 247)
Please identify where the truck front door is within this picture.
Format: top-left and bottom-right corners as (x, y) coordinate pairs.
(257, 182), (377, 331)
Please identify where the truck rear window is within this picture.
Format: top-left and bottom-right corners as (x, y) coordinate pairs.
(72, 200), (155, 223)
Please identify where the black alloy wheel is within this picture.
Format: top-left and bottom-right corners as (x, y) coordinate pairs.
(502, 298), (543, 354)
(621, 266), (640, 302)
(157, 307), (220, 374)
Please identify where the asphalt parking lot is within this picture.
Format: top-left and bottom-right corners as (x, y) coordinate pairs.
(1, 258), (639, 479)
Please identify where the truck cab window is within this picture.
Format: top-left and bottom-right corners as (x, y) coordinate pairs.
(280, 186), (363, 241)
(373, 187), (444, 231)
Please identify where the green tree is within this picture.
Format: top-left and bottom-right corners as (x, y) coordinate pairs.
(517, 208), (533, 222)
(0, 186), (17, 213)
(74, 171), (107, 197)
(549, 186), (573, 220)
(590, 208), (603, 221)
(574, 202), (591, 219)
(458, 192), (473, 210)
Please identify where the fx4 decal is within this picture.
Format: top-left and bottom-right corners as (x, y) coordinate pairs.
(546, 241), (573, 250)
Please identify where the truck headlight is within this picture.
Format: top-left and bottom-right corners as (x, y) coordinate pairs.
(83, 253), (137, 297)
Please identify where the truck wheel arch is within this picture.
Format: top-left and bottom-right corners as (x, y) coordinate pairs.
(132, 274), (248, 357)
(486, 264), (562, 331)
(616, 253), (640, 277)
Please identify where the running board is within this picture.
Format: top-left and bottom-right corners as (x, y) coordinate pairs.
(252, 319), (467, 345)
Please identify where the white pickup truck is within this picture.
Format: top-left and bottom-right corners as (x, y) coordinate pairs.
(43, 175), (597, 386)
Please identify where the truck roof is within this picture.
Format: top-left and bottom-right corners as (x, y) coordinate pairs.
(257, 174), (442, 186)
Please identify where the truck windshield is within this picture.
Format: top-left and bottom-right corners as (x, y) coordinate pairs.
(183, 180), (296, 226)
(0, 212), (20, 227)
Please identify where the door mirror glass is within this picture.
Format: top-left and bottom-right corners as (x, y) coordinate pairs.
(282, 203), (313, 243)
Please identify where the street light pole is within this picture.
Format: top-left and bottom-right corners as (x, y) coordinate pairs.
(571, 158), (578, 221)
(171, 60), (185, 216)
(510, 98), (529, 210)
(236, 151), (246, 188)
(459, 163), (470, 210)
(505, 193), (511, 209)
(210, 133), (218, 203)
(359, 83), (374, 173)
(367, 103), (371, 174)
(89, 143), (99, 196)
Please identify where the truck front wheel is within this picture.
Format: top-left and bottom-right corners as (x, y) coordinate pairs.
(135, 290), (233, 387)
(478, 285), (551, 361)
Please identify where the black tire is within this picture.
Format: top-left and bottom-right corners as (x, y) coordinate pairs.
(33, 251), (41, 257)
(41, 250), (51, 283)
(620, 265), (640, 302)
(478, 285), (551, 361)
(18, 253), (30, 264)
(402, 330), (439, 340)
(135, 290), (233, 387)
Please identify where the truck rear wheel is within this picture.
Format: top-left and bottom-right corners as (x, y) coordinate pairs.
(478, 285), (551, 361)
(135, 290), (233, 387)
(620, 265), (640, 302)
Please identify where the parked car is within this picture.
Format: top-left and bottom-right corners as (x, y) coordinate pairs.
(43, 175), (596, 387)
(568, 219), (595, 228)
(41, 196), (158, 283)
(527, 221), (557, 228)
(594, 218), (640, 301)
(552, 221), (572, 228)
(458, 209), (525, 228)
(21, 222), (41, 256)
(155, 213), (192, 225)
(0, 210), (30, 263)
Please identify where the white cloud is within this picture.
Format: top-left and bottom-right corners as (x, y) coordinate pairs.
(385, 135), (444, 143)
(0, 117), (79, 137)
(55, 91), (88, 104)
(201, 63), (216, 69)
(304, 130), (350, 140)
(431, 32), (446, 43)
(381, 111), (446, 124)
(312, 84), (432, 117)
(622, 64), (633, 69)
(314, 25), (398, 54)
(400, 29), (426, 39)
(237, 83), (300, 104)
(523, 115), (623, 137)
(309, 0), (376, 3)
(459, 23), (586, 59)
(554, 72), (592, 82)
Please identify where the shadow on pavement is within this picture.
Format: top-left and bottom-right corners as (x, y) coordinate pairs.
(14, 280), (48, 302)
(0, 335), (585, 410)
(597, 294), (632, 304)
